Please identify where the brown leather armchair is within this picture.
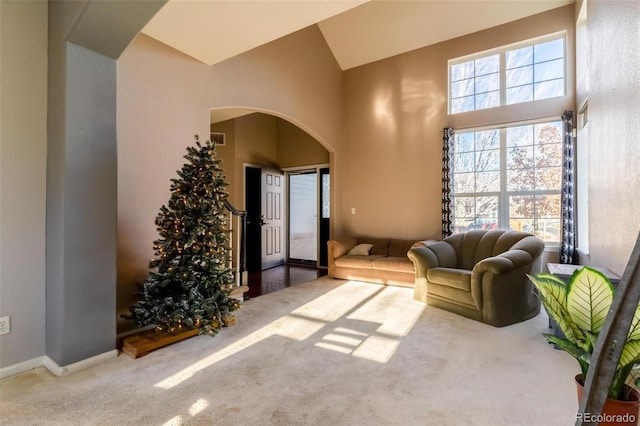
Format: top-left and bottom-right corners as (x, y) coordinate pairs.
(407, 230), (545, 327)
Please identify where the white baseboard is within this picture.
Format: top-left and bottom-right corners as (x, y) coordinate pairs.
(43, 349), (118, 377)
(0, 356), (45, 379)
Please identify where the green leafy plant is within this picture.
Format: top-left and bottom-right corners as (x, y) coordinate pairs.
(528, 266), (640, 400)
(632, 365), (640, 389)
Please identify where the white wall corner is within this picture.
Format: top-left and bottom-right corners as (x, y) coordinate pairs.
(43, 349), (118, 377)
(0, 356), (45, 379)
(577, 248), (591, 265)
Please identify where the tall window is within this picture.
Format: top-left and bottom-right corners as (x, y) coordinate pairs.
(449, 34), (566, 114)
(453, 120), (562, 243)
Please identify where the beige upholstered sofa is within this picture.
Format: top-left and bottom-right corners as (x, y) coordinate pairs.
(328, 236), (422, 286)
(407, 230), (544, 327)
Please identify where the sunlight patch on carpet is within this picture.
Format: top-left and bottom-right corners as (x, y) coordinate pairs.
(155, 280), (425, 389)
(292, 280), (381, 322)
(312, 284), (424, 363)
(315, 328), (400, 363)
(352, 335), (400, 363)
(270, 315), (326, 341)
(347, 285), (425, 337)
(161, 415), (181, 426)
(189, 398), (209, 416)
(322, 332), (365, 347)
(154, 315), (325, 389)
(315, 341), (353, 354)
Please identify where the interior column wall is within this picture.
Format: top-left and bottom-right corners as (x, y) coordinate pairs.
(44, 0), (163, 369)
(47, 1), (119, 365)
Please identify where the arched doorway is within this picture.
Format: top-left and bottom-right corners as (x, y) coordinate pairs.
(209, 110), (331, 274)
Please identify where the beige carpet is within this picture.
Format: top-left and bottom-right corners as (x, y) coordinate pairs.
(1, 277), (578, 425)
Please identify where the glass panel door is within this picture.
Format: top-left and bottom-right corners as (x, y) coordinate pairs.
(288, 172), (317, 262)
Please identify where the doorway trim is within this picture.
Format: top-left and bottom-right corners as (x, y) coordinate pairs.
(243, 163), (263, 272)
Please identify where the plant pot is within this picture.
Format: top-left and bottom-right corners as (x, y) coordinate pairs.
(575, 374), (640, 425)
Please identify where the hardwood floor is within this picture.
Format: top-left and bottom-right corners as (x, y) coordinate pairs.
(246, 264), (328, 299)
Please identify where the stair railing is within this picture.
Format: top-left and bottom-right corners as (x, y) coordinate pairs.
(223, 200), (247, 288)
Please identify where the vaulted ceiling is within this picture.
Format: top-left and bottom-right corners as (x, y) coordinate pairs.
(142, 0), (573, 70)
(140, 0), (574, 125)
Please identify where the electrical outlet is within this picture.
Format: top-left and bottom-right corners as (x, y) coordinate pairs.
(0, 316), (10, 336)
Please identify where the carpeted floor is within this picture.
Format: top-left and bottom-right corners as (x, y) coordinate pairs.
(1, 277), (578, 425)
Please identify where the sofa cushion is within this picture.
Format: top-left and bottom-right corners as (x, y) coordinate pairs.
(372, 256), (414, 273)
(459, 231), (486, 270)
(474, 231), (503, 265)
(334, 255), (385, 269)
(427, 283), (477, 310)
(388, 239), (417, 257)
(426, 241), (458, 268)
(357, 237), (389, 256)
(348, 243), (373, 256)
(427, 267), (472, 291)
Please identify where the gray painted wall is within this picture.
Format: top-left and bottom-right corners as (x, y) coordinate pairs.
(54, 42), (117, 365)
(43, 0), (163, 368)
(0, 0), (48, 368)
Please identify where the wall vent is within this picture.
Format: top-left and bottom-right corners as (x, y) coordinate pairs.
(210, 132), (225, 146)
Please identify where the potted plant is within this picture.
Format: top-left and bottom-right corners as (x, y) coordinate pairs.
(528, 266), (640, 422)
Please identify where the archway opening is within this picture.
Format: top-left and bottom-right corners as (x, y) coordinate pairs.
(209, 109), (331, 297)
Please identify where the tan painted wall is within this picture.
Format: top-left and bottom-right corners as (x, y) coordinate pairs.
(340, 5), (576, 240)
(116, 35), (211, 331)
(277, 119), (330, 168)
(210, 120), (237, 206)
(212, 114), (329, 208)
(117, 28), (341, 332)
(206, 26), (342, 152)
(235, 113), (279, 178)
(0, 0), (48, 368)
(586, 1), (640, 276)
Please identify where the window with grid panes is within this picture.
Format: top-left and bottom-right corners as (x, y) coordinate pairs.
(449, 34), (566, 114)
(453, 120), (562, 243)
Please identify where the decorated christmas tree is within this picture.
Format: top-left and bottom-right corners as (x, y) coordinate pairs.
(126, 135), (239, 335)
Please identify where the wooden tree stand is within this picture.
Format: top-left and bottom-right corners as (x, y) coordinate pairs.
(120, 315), (236, 359)
(120, 327), (199, 359)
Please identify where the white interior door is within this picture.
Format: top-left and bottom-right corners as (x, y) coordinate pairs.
(261, 168), (285, 269)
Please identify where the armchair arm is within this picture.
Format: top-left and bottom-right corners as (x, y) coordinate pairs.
(408, 242), (442, 304)
(473, 248), (541, 327)
(473, 249), (534, 275)
(407, 245), (440, 277)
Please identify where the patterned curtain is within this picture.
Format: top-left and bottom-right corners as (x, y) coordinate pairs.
(442, 128), (455, 239)
(560, 111), (577, 264)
